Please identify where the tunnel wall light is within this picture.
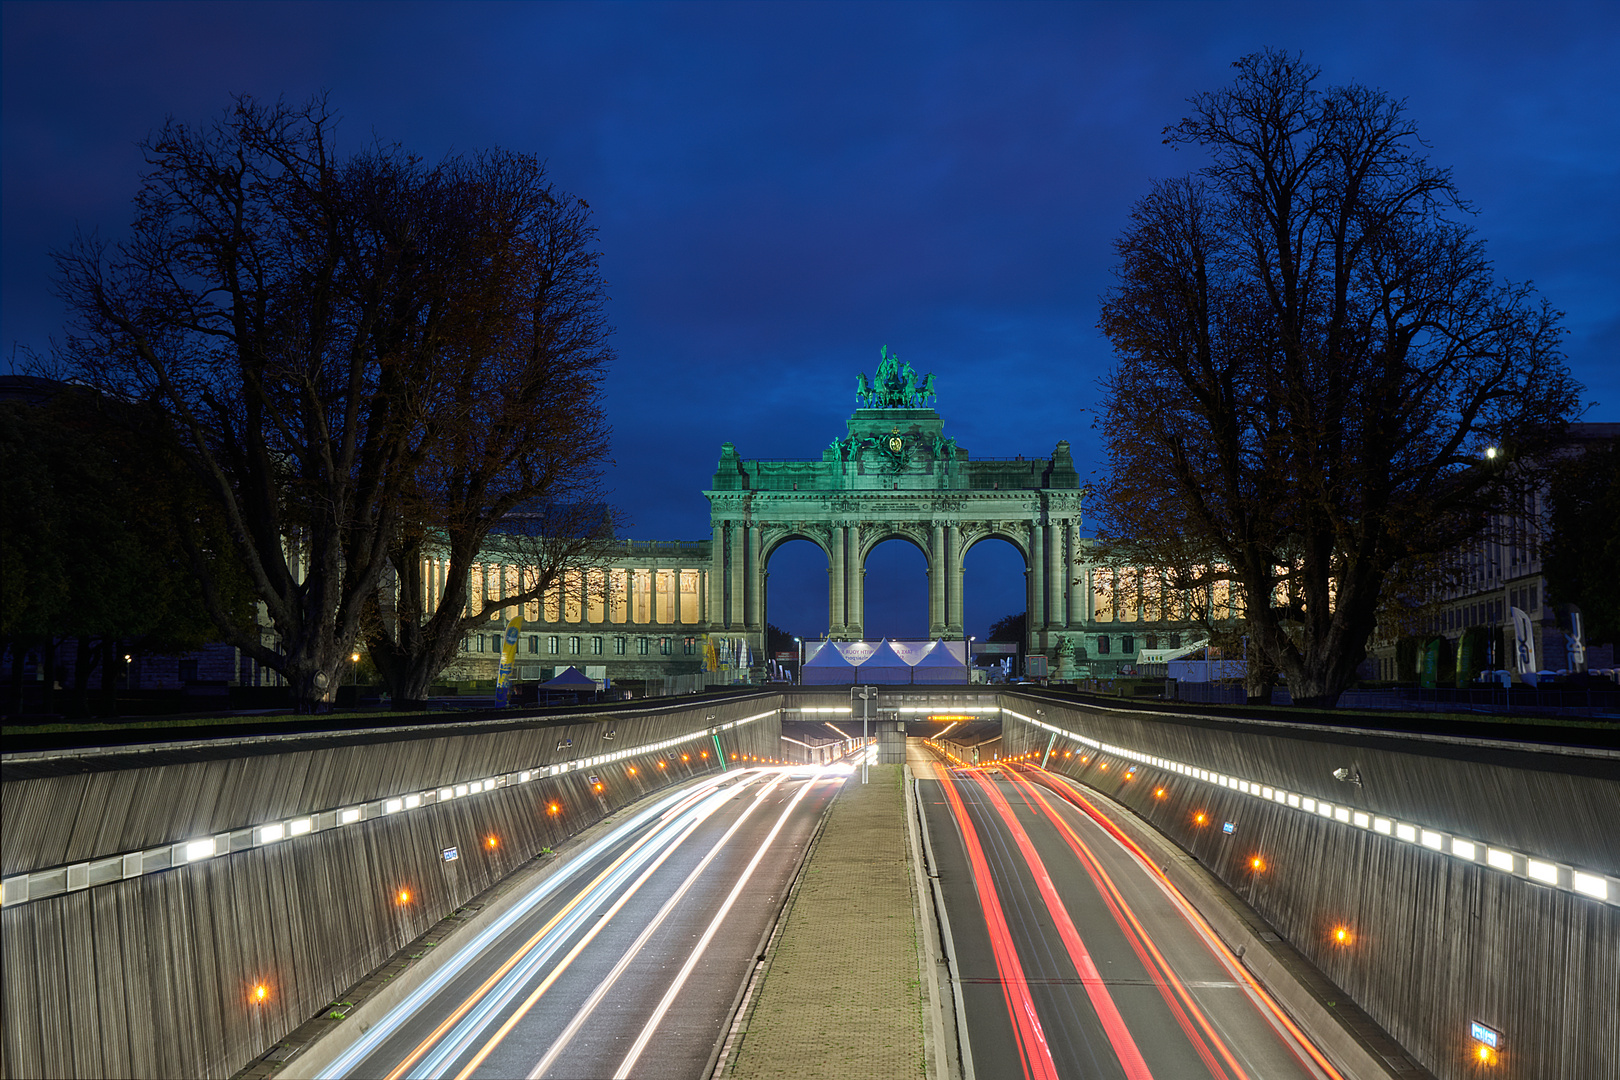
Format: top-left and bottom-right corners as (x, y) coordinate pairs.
(1, 708), (777, 908)
(1000, 706), (1618, 909)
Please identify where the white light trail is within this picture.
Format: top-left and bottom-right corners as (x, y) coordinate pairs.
(611, 769), (822, 1078)
(518, 772), (798, 1079)
(420, 783), (745, 1079)
(319, 775), (736, 1079)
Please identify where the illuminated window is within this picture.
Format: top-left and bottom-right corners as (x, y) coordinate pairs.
(548, 635), (559, 654)
(660, 637), (673, 655)
(684, 637), (697, 655)
(592, 636), (603, 655)
(570, 636), (581, 653)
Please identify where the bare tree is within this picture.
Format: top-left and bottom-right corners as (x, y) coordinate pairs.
(361, 151), (616, 707)
(52, 98), (474, 711)
(1098, 51), (1580, 707)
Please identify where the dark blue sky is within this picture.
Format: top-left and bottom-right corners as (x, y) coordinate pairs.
(5, 2), (1616, 642)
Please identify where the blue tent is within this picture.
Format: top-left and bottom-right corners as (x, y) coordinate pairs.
(801, 640), (858, 685)
(856, 639), (911, 685)
(542, 666), (598, 688)
(911, 640), (968, 684)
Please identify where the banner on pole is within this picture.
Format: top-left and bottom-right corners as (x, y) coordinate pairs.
(494, 617), (525, 706)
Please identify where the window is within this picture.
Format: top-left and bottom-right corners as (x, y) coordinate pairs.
(1121, 635), (1135, 654)
(637, 637), (650, 655)
(614, 637), (627, 655)
(592, 636), (603, 655)
(569, 635), (581, 654)
(476, 636), (486, 653)
(1145, 634), (1158, 651)
(528, 635), (539, 654)
(1168, 633), (1181, 648)
(1097, 635), (1110, 655)
(684, 637), (696, 655)
(548, 635), (559, 654)
(660, 637), (673, 655)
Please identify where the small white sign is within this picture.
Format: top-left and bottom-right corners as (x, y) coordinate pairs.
(1470, 1021), (1501, 1049)
(442, 846), (459, 862)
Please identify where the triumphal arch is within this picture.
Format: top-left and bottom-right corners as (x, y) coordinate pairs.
(445, 349), (1155, 686)
(704, 348), (1086, 654)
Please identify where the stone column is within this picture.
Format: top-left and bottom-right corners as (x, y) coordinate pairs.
(710, 522), (726, 629)
(1047, 524), (1065, 628)
(729, 523), (746, 629)
(946, 524), (963, 635)
(928, 523), (946, 637)
(847, 523), (863, 638)
(1029, 524), (1046, 633)
(1065, 523), (1082, 627)
(745, 524), (762, 629)
(829, 524), (847, 636)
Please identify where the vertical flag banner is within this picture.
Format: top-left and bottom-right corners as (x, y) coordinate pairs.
(1455, 631), (1475, 689)
(1561, 606), (1586, 672)
(1509, 606), (1536, 679)
(494, 616), (525, 706)
(1419, 637), (1440, 689)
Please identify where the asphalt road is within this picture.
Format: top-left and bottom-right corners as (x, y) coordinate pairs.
(912, 742), (1342, 1080)
(319, 766), (839, 1080)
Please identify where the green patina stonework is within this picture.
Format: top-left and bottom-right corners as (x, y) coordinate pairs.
(456, 354), (1178, 686)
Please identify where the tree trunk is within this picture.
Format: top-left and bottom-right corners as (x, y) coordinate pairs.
(1244, 637), (1276, 706)
(69, 635), (98, 717)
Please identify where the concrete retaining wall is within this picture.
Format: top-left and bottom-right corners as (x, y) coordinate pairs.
(0, 696), (783, 1079)
(999, 694), (1619, 1080)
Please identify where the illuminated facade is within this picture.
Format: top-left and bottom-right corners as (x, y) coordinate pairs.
(447, 357), (1216, 685)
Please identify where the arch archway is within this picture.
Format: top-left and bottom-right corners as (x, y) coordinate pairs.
(763, 536), (830, 643)
(860, 534), (930, 640)
(962, 535), (1028, 642)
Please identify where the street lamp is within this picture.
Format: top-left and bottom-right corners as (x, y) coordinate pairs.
(851, 685), (876, 784)
(794, 637), (802, 684)
(350, 651), (360, 689)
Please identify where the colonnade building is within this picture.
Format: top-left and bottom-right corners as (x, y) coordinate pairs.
(443, 363), (1225, 687)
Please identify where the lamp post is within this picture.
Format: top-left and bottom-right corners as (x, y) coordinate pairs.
(851, 685), (876, 784)
(795, 636), (802, 685)
(351, 651), (360, 690)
